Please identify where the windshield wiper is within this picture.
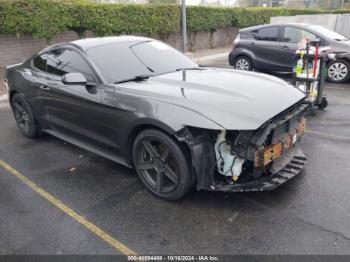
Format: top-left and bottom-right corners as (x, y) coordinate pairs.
(114, 75), (150, 84)
(175, 67), (203, 71)
(335, 36), (350, 41)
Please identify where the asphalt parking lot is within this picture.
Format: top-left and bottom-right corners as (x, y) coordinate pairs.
(1, 59), (350, 256)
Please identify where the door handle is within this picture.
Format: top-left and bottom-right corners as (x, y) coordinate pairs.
(282, 45), (290, 49)
(250, 42), (257, 46)
(39, 85), (50, 91)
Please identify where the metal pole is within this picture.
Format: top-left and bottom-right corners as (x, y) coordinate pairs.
(181, 0), (187, 81)
(181, 0), (187, 54)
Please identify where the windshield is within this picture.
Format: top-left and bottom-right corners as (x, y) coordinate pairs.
(87, 41), (198, 83)
(307, 25), (347, 40)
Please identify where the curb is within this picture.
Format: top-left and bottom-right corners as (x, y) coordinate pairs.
(194, 52), (229, 63)
(0, 94), (8, 101)
(186, 51), (229, 64)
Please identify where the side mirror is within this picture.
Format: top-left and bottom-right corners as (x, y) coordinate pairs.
(62, 73), (87, 85)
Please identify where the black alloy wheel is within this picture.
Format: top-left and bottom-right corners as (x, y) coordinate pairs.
(11, 93), (41, 138)
(132, 129), (192, 200)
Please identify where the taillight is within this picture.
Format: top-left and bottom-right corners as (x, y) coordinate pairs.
(232, 34), (240, 48)
(3, 78), (8, 90)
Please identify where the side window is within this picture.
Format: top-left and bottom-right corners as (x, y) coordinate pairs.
(301, 29), (318, 42)
(283, 27), (318, 43)
(283, 27), (302, 43)
(46, 49), (96, 82)
(33, 54), (47, 72)
(254, 27), (278, 41)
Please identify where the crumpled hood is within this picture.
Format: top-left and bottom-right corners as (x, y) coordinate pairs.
(120, 68), (305, 130)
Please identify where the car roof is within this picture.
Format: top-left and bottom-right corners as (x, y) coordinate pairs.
(239, 23), (312, 32)
(39, 35), (154, 54)
(71, 35), (153, 50)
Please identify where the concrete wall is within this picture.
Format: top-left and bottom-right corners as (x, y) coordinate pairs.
(0, 27), (238, 67)
(271, 14), (339, 30)
(271, 13), (350, 37)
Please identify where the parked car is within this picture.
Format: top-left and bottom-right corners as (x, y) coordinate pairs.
(229, 23), (350, 83)
(6, 36), (307, 200)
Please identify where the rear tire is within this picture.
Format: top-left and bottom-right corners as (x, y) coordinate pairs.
(132, 129), (193, 201)
(11, 93), (41, 138)
(327, 59), (350, 83)
(234, 56), (253, 71)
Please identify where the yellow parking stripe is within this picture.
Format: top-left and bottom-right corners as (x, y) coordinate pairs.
(0, 159), (138, 256)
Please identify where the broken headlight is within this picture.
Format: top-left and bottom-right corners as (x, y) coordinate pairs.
(255, 117), (306, 167)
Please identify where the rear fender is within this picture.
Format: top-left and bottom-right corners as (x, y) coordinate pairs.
(229, 48), (255, 67)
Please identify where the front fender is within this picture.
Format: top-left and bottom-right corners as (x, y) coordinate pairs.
(117, 98), (223, 161)
(124, 100), (224, 135)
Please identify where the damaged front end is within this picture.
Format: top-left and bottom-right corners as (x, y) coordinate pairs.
(176, 101), (308, 192)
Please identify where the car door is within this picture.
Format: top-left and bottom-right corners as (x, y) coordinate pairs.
(250, 26), (284, 70)
(39, 48), (108, 146)
(24, 53), (52, 129)
(279, 26), (319, 71)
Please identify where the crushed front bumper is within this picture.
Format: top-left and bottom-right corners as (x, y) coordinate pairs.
(209, 147), (307, 192)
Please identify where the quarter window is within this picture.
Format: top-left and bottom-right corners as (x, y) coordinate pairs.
(46, 49), (96, 82)
(254, 27), (278, 41)
(33, 54), (47, 72)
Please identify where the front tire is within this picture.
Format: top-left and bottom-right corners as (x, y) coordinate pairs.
(11, 93), (41, 138)
(132, 129), (193, 201)
(327, 59), (350, 83)
(234, 56), (253, 71)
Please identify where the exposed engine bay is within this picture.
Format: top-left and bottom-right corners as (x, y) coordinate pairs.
(176, 101), (308, 192)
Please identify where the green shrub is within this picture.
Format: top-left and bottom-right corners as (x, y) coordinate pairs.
(69, 3), (180, 36)
(0, 0), (349, 40)
(186, 6), (234, 31)
(0, 0), (75, 39)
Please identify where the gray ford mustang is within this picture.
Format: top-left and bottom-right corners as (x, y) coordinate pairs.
(5, 36), (308, 200)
